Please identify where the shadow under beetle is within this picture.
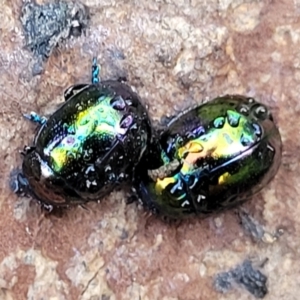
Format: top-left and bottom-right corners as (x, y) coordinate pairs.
(15, 58), (152, 210)
(134, 95), (282, 219)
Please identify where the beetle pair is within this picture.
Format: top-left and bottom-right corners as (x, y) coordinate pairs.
(14, 59), (282, 218)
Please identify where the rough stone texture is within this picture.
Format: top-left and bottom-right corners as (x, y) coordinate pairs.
(0, 0), (298, 299)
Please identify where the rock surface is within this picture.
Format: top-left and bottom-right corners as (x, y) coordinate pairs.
(0, 0), (298, 299)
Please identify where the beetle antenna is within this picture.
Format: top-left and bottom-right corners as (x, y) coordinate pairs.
(91, 57), (100, 84)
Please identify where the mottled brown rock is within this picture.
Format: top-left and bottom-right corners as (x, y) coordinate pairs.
(0, 0), (298, 299)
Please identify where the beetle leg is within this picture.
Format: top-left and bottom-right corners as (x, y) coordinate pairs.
(11, 172), (30, 194)
(20, 145), (35, 156)
(23, 111), (47, 125)
(63, 58), (101, 101)
(91, 57), (101, 84)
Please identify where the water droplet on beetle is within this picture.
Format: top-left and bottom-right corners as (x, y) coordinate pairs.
(111, 95), (126, 110)
(240, 134), (253, 147)
(239, 106), (249, 115)
(213, 117), (225, 128)
(126, 99), (133, 106)
(254, 105), (267, 119)
(120, 115), (133, 129)
(252, 123), (262, 137)
(227, 110), (240, 127)
(108, 173), (116, 181)
(105, 165), (111, 172)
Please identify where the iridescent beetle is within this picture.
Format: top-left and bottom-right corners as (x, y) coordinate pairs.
(15, 58), (152, 210)
(134, 95), (282, 219)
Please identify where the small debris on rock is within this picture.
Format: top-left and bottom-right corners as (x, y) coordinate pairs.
(238, 210), (282, 244)
(20, 0), (89, 60)
(214, 259), (268, 299)
(238, 210), (265, 241)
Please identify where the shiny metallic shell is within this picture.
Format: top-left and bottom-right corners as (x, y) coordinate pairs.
(23, 81), (152, 207)
(136, 95), (282, 218)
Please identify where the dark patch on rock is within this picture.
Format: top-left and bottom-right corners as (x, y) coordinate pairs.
(20, 0), (89, 60)
(214, 260), (268, 298)
(238, 210), (265, 241)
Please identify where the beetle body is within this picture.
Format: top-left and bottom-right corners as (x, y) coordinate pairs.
(135, 95), (282, 219)
(19, 80), (151, 208)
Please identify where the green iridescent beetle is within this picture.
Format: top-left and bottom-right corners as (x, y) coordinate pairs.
(15, 59), (152, 210)
(134, 95), (282, 218)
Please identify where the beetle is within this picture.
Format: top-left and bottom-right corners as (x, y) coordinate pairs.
(134, 95), (282, 219)
(15, 58), (152, 210)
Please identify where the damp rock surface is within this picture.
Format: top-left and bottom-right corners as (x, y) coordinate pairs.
(0, 0), (299, 299)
